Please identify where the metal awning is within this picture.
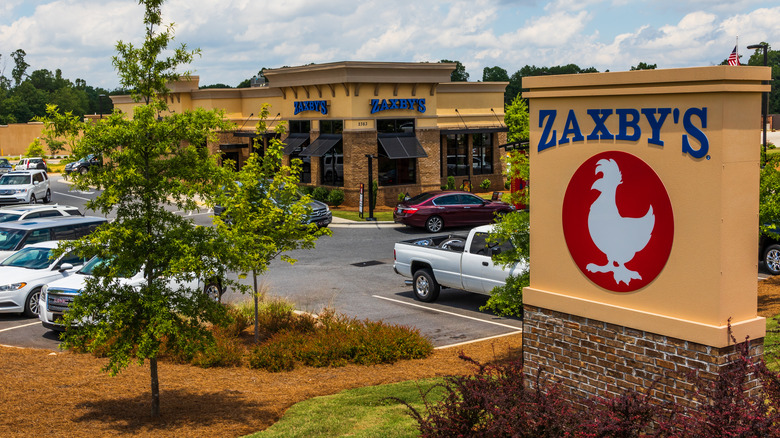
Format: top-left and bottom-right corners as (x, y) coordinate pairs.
(440, 127), (508, 134)
(300, 134), (342, 157)
(219, 143), (248, 150)
(282, 134), (310, 155)
(377, 135), (428, 159)
(499, 140), (529, 151)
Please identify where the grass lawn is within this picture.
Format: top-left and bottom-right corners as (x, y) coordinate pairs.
(766, 314), (780, 371)
(331, 209), (394, 222)
(250, 378), (445, 437)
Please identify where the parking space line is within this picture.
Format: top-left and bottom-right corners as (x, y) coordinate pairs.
(372, 295), (523, 330)
(0, 321), (41, 333)
(53, 191), (92, 201)
(435, 331), (523, 350)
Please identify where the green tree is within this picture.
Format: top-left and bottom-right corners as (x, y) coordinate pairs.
(43, 0), (234, 418)
(504, 94), (529, 143)
(483, 151), (530, 317)
(11, 49), (28, 86)
(482, 66), (509, 82)
(441, 59), (469, 82)
(630, 62), (657, 70)
(746, 44), (780, 115)
(215, 104), (330, 342)
(506, 64), (599, 105)
(24, 138), (46, 157)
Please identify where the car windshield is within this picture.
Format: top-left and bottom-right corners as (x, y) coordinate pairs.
(0, 175), (31, 185)
(0, 229), (25, 251)
(0, 159), (9, 166)
(77, 256), (137, 278)
(0, 213), (22, 222)
(0, 246), (54, 269)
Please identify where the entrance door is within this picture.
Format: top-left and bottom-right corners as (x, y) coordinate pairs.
(223, 151), (241, 171)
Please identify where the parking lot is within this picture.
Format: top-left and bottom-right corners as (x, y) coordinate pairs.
(0, 175), (523, 350)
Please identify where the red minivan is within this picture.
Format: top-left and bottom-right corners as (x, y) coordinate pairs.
(393, 191), (514, 233)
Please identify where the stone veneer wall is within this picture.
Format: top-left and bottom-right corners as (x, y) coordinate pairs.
(523, 304), (764, 408)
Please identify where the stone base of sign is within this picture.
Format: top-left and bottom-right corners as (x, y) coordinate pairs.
(523, 304), (764, 408)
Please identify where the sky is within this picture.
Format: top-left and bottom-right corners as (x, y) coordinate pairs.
(0, 0), (778, 90)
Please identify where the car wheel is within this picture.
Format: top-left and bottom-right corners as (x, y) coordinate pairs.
(79, 167), (88, 175)
(23, 288), (41, 318)
(425, 215), (444, 233)
(765, 244), (780, 275)
(29, 194), (36, 204)
(43, 189), (51, 204)
(413, 269), (440, 302)
(204, 281), (223, 303)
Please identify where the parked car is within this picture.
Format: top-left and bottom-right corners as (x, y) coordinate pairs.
(0, 241), (87, 317)
(38, 256), (226, 331)
(0, 204), (82, 223)
(761, 226), (780, 275)
(0, 170), (51, 205)
(393, 224), (528, 302)
(393, 191), (514, 233)
(15, 157), (47, 171)
(0, 158), (12, 175)
(0, 216), (107, 261)
(214, 182), (332, 228)
(64, 154), (101, 176)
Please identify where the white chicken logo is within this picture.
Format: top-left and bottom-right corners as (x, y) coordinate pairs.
(585, 158), (655, 285)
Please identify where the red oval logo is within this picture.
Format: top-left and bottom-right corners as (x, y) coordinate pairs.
(562, 151), (674, 292)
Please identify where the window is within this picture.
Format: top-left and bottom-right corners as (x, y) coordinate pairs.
(24, 229), (51, 245)
(469, 232), (514, 256)
(446, 134), (468, 177)
(289, 120), (311, 134)
(320, 120), (343, 134)
(472, 133), (493, 175)
(378, 156), (415, 186)
(377, 119), (418, 186)
(320, 142), (344, 187)
(377, 119), (414, 134)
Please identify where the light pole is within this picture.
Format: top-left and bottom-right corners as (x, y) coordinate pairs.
(365, 154), (377, 221)
(98, 94), (106, 119)
(747, 43), (769, 166)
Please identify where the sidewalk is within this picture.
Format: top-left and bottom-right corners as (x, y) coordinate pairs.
(330, 215), (400, 228)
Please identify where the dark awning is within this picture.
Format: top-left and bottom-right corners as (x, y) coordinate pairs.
(300, 134), (342, 157)
(377, 134), (428, 159)
(219, 143), (248, 151)
(282, 134), (310, 155)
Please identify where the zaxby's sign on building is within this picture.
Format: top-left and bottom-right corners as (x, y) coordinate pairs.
(522, 66), (771, 404)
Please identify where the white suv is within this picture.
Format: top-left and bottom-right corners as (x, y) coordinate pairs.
(0, 170), (51, 205)
(0, 204), (82, 222)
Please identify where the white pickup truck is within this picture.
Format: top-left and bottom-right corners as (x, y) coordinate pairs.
(393, 224), (528, 302)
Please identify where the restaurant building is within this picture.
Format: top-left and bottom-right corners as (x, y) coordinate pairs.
(112, 61), (509, 206)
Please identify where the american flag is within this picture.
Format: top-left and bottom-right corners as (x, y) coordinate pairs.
(728, 46), (740, 66)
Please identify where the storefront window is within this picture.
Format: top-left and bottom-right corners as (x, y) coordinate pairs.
(446, 134), (468, 177)
(320, 141), (344, 187)
(320, 120), (343, 134)
(289, 120), (311, 134)
(472, 133), (493, 175)
(377, 119), (414, 134)
(378, 156), (415, 186)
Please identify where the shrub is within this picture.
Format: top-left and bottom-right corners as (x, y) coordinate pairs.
(440, 185), (447, 190)
(446, 176), (455, 190)
(247, 309), (433, 372)
(327, 189), (344, 206)
(480, 179), (491, 191)
(504, 180), (511, 190)
(298, 185), (313, 195)
(312, 186), (329, 202)
(25, 138), (46, 158)
(191, 328), (244, 368)
(398, 192), (406, 202)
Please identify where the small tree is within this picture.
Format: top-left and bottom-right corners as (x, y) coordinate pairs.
(215, 104), (331, 342)
(483, 150), (530, 317)
(505, 94), (529, 143)
(42, 0), (234, 418)
(24, 138), (46, 157)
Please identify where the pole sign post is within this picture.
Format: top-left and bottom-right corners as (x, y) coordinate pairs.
(358, 183), (364, 218)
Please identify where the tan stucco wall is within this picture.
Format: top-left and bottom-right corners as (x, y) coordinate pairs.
(0, 122), (50, 158)
(523, 66), (770, 348)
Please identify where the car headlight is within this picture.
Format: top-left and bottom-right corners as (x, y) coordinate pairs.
(12, 188), (28, 194)
(0, 282), (27, 291)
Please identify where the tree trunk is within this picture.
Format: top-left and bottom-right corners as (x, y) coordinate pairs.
(253, 269), (259, 343)
(150, 357), (160, 417)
